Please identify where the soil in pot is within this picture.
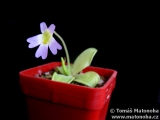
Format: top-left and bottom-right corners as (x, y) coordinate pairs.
(34, 67), (109, 88)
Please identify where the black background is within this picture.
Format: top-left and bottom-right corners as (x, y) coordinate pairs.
(2, 3), (159, 120)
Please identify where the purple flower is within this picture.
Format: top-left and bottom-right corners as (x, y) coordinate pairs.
(27, 22), (62, 59)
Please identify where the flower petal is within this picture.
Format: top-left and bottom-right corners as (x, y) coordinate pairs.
(27, 34), (42, 43)
(40, 22), (47, 33)
(27, 34), (42, 48)
(49, 38), (62, 55)
(48, 24), (55, 34)
(35, 44), (48, 59)
(41, 45), (48, 59)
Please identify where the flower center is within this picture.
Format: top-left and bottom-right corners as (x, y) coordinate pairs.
(42, 30), (51, 44)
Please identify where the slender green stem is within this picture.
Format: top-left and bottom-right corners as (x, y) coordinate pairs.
(54, 31), (71, 75)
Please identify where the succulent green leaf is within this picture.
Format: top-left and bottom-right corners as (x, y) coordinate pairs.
(57, 67), (66, 75)
(61, 57), (70, 75)
(74, 71), (100, 88)
(71, 48), (97, 76)
(52, 72), (75, 83)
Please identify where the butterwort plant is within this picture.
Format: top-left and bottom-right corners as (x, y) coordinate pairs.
(27, 22), (100, 88)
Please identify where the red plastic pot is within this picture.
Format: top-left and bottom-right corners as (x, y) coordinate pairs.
(19, 62), (117, 120)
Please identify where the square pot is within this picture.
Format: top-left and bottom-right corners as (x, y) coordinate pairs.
(19, 62), (117, 120)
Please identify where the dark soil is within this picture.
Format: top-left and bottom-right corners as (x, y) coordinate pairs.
(35, 68), (109, 88)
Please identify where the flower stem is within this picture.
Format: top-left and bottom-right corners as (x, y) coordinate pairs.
(54, 31), (71, 75)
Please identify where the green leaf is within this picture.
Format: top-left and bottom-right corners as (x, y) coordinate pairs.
(57, 64), (72, 76)
(52, 72), (75, 83)
(60, 57), (70, 75)
(57, 66), (66, 75)
(74, 71), (100, 88)
(71, 48), (97, 76)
